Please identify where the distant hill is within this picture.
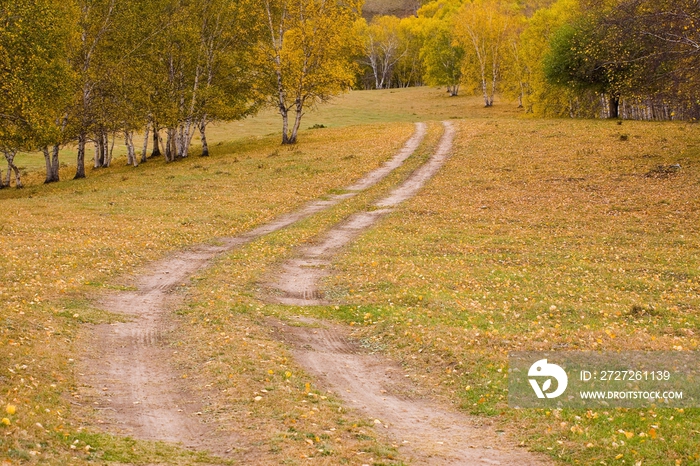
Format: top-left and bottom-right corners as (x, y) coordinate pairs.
(362, 0), (421, 19)
(362, 0), (559, 19)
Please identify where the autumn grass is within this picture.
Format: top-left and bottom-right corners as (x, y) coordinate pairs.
(304, 117), (699, 465)
(11, 87), (516, 173)
(0, 122), (418, 464)
(170, 114), (699, 465)
(4, 85), (699, 465)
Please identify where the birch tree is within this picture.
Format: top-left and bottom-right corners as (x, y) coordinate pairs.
(421, 19), (465, 96)
(0, 0), (77, 186)
(145, 1), (199, 162)
(260, 0), (361, 145)
(356, 16), (406, 90)
(66, 0), (130, 178)
(394, 17), (426, 88)
(191, 0), (262, 157)
(454, 0), (516, 107)
(148, 0), (258, 161)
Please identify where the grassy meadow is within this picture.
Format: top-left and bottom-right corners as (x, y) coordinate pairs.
(318, 117), (700, 465)
(11, 87), (516, 173)
(1, 87), (699, 465)
(0, 117), (421, 464)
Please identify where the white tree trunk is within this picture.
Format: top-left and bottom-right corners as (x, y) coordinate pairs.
(94, 140), (100, 168)
(141, 122), (150, 163)
(2, 154), (10, 188)
(289, 103), (304, 144)
(125, 131), (137, 166)
(43, 146), (58, 184)
(8, 152), (21, 188)
(105, 133), (115, 167)
(199, 117), (209, 157)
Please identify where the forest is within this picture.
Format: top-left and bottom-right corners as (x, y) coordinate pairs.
(1, 0), (699, 188)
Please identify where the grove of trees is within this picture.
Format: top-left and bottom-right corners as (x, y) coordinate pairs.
(355, 0), (700, 119)
(2, 0), (698, 188)
(0, 0), (361, 187)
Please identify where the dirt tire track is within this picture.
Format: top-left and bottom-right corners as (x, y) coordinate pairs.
(267, 121), (551, 464)
(272, 318), (549, 465)
(269, 121), (455, 305)
(77, 124), (427, 452)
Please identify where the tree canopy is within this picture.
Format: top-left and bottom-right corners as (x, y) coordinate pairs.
(2, 0), (699, 188)
(355, 0), (700, 120)
(0, 0), (361, 187)
(260, 0), (361, 144)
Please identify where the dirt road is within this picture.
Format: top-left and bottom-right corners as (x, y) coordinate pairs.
(79, 121), (548, 464)
(78, 123), (427, 453)
(267, 122), (549, 464)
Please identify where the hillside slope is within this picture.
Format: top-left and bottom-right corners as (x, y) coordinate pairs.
(363, 0), (421, 18)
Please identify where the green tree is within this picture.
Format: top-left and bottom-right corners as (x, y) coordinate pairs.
(597, 0), (700, 119)
(67, 0), (130, 178)
(454, 0), (517, 106)
(0, 0), (77, 186)
(538, 0), (700, 119)
(421, 19), (465, 96)
(260, 0), (361, 144)
(191, 0), (262, 157)
(518, 0), (580, 115)
(134, 0), (262, 161)
(543, 11), (640, 118)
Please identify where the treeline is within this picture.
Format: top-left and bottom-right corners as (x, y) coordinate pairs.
(355, 0), (700, 119)
(3, 0), (698, 189)
(0, 0), (360, 187)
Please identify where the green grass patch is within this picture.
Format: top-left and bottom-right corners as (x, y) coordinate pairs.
(64, 431), (228, 464)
